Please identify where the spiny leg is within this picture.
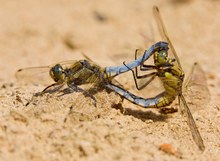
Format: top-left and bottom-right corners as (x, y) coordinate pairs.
(123, 61), (157, 90)
(131, 49), (173, 90)
(133, 49), (158, 90)
(26, 83), (64, 106)
(135, 49), (157, 72)
(38, 83), (64, 95)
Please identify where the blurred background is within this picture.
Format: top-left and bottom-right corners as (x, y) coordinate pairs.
(0, 0), (219, 81)
(0, 0), (219, 160)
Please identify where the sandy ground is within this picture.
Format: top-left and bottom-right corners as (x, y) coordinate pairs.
(0, 0), (220, 160)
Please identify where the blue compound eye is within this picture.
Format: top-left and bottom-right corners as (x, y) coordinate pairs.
(50, 64), (64, 82)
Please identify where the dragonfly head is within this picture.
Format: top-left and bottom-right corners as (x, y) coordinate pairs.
(50, 64), (65, 82)
(154, 49), (174, 67)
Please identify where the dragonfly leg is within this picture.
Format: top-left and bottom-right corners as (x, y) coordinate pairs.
(123, 61), (157, 90)
(127, 49), (173, 90)
(34, 83), (64, 96)
(25, 83), (64, 106)
(67, 83), (97, 107)
(135, 49), (157, 71)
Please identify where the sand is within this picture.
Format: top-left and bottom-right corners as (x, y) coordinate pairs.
(0, 0), (220, 160)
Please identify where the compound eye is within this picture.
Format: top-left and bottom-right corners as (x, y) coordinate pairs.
(154, 50), (169, 66)
(159, 50), (168, 58)
(54, 64), (63, 74)
(50, 64), (64, 82)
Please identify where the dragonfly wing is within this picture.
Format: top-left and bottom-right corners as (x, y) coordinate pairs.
(56, 60), (78, 68)
(153, 6), (182, 70)
(15, 60), (79, 85)
(15, 66), (53, 85)
(64, 66), (121, 122)
(183, 62), (210, 112)
(65, 76), (99, 122)
(179, 95), (205, 151)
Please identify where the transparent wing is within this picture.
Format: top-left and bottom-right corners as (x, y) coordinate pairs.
(56, 60), (79, 68)
(183, 62), (210, 112)
(16, 60), (121, 123)
(65, 79), (120, 122)
(179, 95), (205, 151)
(153, 6), (182, 70)
(16, 66), (52, 85)
(153, 6), (205, 151)
(64, 74), (100, 122)
(15, 60), (79, 85)
(63, 65), (121, 122)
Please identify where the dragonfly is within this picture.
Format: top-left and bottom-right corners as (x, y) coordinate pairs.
(106, 6), (208, 151)
(16, 41), (168, 109)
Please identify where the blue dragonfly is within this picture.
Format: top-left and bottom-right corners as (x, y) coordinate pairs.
(16, 41), (168, 108)
(106, 6), (208, 151)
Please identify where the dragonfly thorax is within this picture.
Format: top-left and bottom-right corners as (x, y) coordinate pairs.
(158, 63), (185, 99)
(49, 64), (66, 83)
(154, 49), (185, 103)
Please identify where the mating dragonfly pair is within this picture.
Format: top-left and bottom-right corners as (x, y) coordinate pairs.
(16, 7), (208, 151)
